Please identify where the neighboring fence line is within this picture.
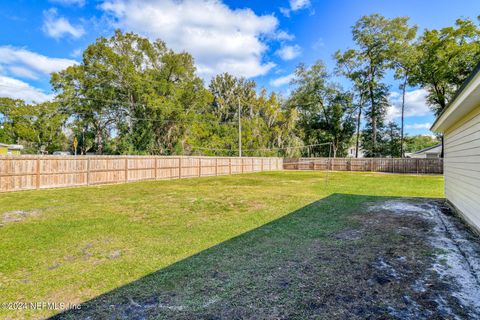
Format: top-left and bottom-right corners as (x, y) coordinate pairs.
(283, 157), (443, 174)
(0, 156), (283, 193)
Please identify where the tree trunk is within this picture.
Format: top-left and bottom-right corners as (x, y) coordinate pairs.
(400, 78), (407, 158)
(441, 135), (444, 158)
(368, 82), (376, 157)
(355, 94), (364, 158)
(96, 127), (103, 155)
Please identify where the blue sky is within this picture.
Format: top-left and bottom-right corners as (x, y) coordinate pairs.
(1, 0), (479, 136)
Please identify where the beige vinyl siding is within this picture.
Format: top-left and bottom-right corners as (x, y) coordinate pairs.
(444, 105), (480, 233)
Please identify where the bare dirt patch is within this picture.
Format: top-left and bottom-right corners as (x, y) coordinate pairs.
(1, 209), (42, 226)
(380, 200), (480, 317)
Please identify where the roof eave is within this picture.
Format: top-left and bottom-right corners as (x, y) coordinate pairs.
(431, 64), (480, 133)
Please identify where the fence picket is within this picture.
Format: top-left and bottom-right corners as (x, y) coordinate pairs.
(283, 157), (443, 175)
(0, 155), (283, 193)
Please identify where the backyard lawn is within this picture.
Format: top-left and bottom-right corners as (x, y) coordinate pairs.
(0, 171), (445, 319)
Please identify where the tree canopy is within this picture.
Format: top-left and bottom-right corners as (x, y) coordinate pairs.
(1, 15), (479, 158)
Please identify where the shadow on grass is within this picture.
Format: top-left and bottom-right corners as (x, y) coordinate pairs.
(50, 193), (440, 319)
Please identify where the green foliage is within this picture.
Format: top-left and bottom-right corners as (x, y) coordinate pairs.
(1, 16), (477, 158)
(388, 17), (418, 157)
(0, 98), (68, 153)
(187, 73), (301, 157)
(382, 122), (402, 157)
(410, 17), (480, 115)
(360, 84), (390, 157)
(51, 30), (212, 155)
(405, 135), (440, 153)
(289, 61), (356, 157)
(336, 14), (413, 157)
(49, 31), (300, 156)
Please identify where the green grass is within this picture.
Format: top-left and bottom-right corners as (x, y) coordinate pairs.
(0, 171), (443, 318)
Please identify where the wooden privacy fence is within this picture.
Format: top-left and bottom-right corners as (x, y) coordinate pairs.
(0, 156), (283, 193)
(283, 157), (443, 174)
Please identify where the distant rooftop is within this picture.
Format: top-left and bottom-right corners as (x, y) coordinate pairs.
(0, 143), (24, 150)
(413, 143), (442, 155)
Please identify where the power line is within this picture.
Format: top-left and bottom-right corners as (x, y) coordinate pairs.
(191, 142), (333, 153)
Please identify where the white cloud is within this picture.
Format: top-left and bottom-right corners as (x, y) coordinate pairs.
(289, 0), (311, 11)
(0, 46), (78, 79)
(405, 123), (432, 130)
(0, 47), (76, 102)
(8, 66), (39, 80)
(386, 88), (431, 121)
(42, 8), (85, 39)
(276, 44), (302, 60)
(49, 0), (86, 6)
(275, 30), (295, 41)
(280, 0), (311, 17)
(279, 7), (291, 18)
(71, 48), (83, 58)
(0, 76), (54, 103)
(100, 0), (278, 79)
(270, 73), (295, 87)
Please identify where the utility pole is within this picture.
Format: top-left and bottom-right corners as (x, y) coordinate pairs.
(238, 96), (242, 157)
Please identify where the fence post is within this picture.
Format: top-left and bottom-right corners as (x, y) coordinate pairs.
(229, 158), (232, 175)
(154, 157), (158, 180)
(215, 158), (218, 176)
(178, 157), (182, 179)
(86, 157), (91, 186)
(416, 159), (419, 174)
(36, 156), (41, 189)
(198, 158), (202, 177)
(124, 157), (128, 182)
(261, 158), (264, 171)
(347, 158), (351, 171)
(241, 158), (244, 174)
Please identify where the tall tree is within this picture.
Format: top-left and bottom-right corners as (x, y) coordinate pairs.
(410, 18), (480, 116)
(336, 15), (404, 156)
(389, 18), (418, 157)
(337, 14), (418, 157)
(360, 84), (390, 157)
(351, 14), (393, 156)
(192, 73), (300, 156)
(335, 49), (369, 158)
(0, 98), (68, 153)
(409, 18), (480, 157)
(51, 30), (211, 155)
(290, 61), (355, 157)
(382, 121), (402, 157)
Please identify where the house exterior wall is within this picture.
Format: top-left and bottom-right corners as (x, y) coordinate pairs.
(444, 104), (480, 233)
(346, 146), (364, 158)
(0, 146), (21, 155)
(410, 146), (442, 159)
